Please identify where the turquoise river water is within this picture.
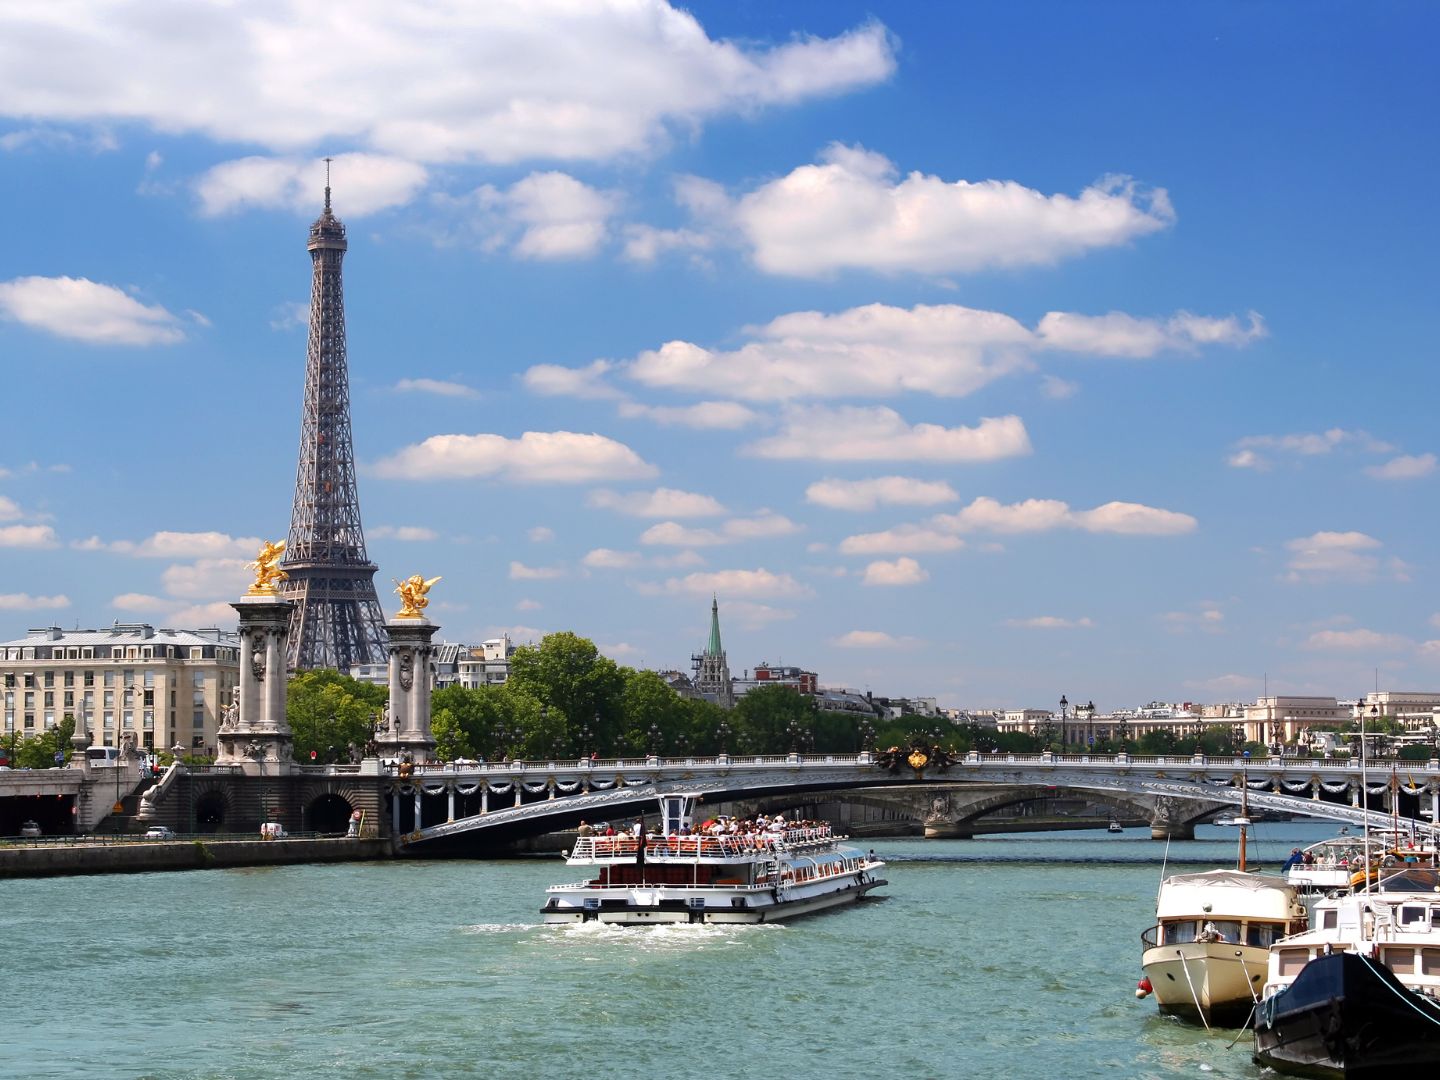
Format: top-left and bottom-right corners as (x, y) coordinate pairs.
(1, 821), (1344, 1080)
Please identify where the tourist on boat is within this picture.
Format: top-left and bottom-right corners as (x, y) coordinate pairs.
(577, 820), (593, 837)
(1283, 848), (1303, 871)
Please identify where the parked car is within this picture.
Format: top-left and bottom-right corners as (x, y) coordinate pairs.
(144, 826), (175, 840)
(19, 820), (42, 837)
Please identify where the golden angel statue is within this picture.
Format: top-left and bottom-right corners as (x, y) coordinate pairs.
(246, 539), (288, 595)
(394, 574), (441, 618)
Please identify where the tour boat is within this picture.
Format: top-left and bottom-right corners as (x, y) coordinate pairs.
(541, 795), (887, 925)
(1108, 819), (1124, 833)
(1252, 867), (1440, 1077)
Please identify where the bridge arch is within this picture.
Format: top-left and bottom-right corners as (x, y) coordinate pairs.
(305, 792), (354, 834)
(191, 782), (234, 833)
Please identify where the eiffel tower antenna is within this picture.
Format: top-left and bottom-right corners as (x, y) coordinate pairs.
(279, 171), (388, 672)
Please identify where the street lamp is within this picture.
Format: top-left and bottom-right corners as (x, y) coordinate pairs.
(858, 717), (873, 752)
(1059, 695), (1068, 749)
(717, 718), (731, 755)
(647, 722), (661, 756)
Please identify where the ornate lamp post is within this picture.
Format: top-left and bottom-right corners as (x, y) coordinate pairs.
(1058, 694), (1068, 749)
(647, 722), (661, 756)
(858, 717), (874, 752)
(717, 718), (731, 755)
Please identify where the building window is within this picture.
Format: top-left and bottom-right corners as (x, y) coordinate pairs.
(144, 670), (155, 688)
(193, 710), (204, 729)
(43, 671), (53, 688)
(143, 710), (154, 731)
(83, 671), (94, 687)
(43, 691), (53, 707)
(104, 671), (115, 688)
(63, 671), (74, 687)
(24, 713), (35, 729)
(63, 691), (73, 707)
(193, 669), (205, 687)
(103, 712), (114, 730)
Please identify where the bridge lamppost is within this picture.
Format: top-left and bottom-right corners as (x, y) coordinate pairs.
(858, 717), (873, 752)
(717, 718), (731, 756)
(580, 718), (593, 760)
(647, 723), (661, 756)
(1059, 695), (1068, 750)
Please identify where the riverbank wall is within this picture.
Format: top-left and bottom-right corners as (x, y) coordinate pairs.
(0, 837), (391, 878)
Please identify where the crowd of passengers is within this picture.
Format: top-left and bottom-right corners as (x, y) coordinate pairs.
(576, 814), (831, 845)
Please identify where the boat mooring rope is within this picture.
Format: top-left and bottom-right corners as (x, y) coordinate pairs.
(1177, 950), (1211, 1031)
(1356, 954), (1440, 1029)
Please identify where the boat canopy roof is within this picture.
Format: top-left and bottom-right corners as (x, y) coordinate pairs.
(1157, 869), (1298, 919)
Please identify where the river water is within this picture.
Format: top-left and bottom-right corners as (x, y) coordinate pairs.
(0, 821), (1343, 1080)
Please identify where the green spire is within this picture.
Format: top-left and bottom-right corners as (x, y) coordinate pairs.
(706, 595), (724, 656)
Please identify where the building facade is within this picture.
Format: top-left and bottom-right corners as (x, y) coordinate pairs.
(0, 624), (240, 754)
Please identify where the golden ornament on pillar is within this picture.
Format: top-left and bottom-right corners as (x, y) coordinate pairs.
(393, 574), (441, 619)
(245, 539), (288, 596)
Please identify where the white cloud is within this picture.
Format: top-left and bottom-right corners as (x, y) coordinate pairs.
(640, 512), (801, 547)
(1160, 607), (1225, 634)
(1229, 428), (1393, 471)
(861, 557), (928, 586)
(724, 601), (797, 630)
(1366, 453), (1436, 480)
(0, 524), (58, 548)
(1003, 616), (1096, 629)
(0, 496), (20, 521)
(160, 558), (251, 600)
(621, 223), (712, 263)
(718, 145), (1173, 276)
(0, 5), (895, 165)
(581, 547), (704, 571)
(394, 378), (480, 399)
(509, 561), (564, 580)
(0, 126), (116, 153)
(165, 602), (240, 628)
(747, 406), (1031, 462)
(269, 300), (309, 332)
(838, 526), (964, 556)
(371, 430), (657, 483)
(436, 172), (619, 258)
(0, 593), (70, 610)
(535, 299), (1263, 405)
(1302, 628), (1409, 652)
(370, 525), (439, 542)
(616, 400), (761, 429)
(831, 629), (914, 648)
(932, 496), (1197, 536)
(1283, 531), (1384, 584)
(0, 276), (187, 345)
(805, 476), (958, 511)
(74, 530), (264, 559)
(1037, 309), (1265, 357)
(587, 487), (726, 518)
(196, 153), (427, 216)
(527, 526), (556, 543)
(651, 568), (812, 598)
(1040, 375), (1078, 400)
(522, 360), (622, 399)
(515, 598), (542, 612)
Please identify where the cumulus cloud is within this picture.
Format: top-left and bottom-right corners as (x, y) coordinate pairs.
(860, 557), (928, 586)
(196, 153), (427, 216)
(640, 513), (801, 547)
(832, 629), (913, 648)
(1040, 375), (1078, 400)
(1160, 607), (1225, 634)
(161, 558), (251, 600)
(649, 568), (812, 598)
(805, 476), (958, 511)
(1228, 428), (1392, 471)
(1302, 628), (1409, 652)
(435, 172), (618, 258)
(0, 524), (59, 548)
(1283, 531), (1385, 584)
(509, 561), (564, 580)
(587, 487), (726, 518)
(111, 593), (166, 611)
(725, 602), (798, 630)
(1037, 309), (1265, 357)
(616, 400), (761, 429)
(707, 144), (1174, 276)
(393, 378), (480, 399)
(527, 526), (556, 543)
(371, 430), (657, 483)
(839, 527), (964, 556)
(933, 496), (1197, 536)
(747, 406), (1031, 462)
(531, 300), (1260, 407)
(0, 276), (188, 345)
(369, 525), (439, 542)
(165, 601), (240, 627)
(0, 4), (895, 165)
(581, 548), (704, 571)
(1003, 616), (1096, 629)
(75, 530), (265, 559)
(1366, 453), (1436, 480)
(0, 593), (70, 610)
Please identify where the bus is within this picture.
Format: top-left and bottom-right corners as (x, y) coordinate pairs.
(86, 746), (122, 767)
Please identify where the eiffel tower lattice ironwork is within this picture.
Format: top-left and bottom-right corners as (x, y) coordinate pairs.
(280, 173), (388, 672)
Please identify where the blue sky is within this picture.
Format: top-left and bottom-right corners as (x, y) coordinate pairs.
(1, 2), (1437, 711)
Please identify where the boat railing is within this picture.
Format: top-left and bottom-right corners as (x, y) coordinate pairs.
(570, 827), (838, 861)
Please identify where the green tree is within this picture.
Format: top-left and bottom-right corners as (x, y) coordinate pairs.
(506, 632), (626, 749)
(287, 670), (387, 763)
(732, 684), (817, 754)
(14, 715), (76, 768)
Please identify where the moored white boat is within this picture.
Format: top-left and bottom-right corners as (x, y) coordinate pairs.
(540, 795), (887, 925)
(1139, 868), (1307, 1026)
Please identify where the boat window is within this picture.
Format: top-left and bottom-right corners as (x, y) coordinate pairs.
(1162, 921), (1198, 945)
(1206, 920), (1243, 944)
(1246, 923), (1279, 948)
(1399, 905), (1428, 927)
(1383, 947), (1416, 975)
(1422, 949), (1440, 976)
(1276, 949), (1310, 977)
(1321, 909), (1338, 930)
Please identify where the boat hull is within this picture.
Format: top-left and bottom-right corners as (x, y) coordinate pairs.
(1141, 942), (1267, 1026)
(542, 877), (887, 925)
(1253, 951), (1440, 1078)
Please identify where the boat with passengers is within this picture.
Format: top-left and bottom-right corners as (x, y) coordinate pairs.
(541, 794), (887, 925)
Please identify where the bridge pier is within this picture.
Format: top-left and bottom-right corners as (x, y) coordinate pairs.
(923, 821), (973, 839)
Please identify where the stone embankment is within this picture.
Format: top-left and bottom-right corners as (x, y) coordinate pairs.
(0, 837), (391, 878)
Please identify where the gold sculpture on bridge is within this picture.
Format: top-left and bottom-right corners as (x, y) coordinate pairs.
(246, 539), (288, 596)
(394, 574), (441, 619)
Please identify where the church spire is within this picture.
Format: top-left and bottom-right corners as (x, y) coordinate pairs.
(692, 595), (734, 709)
(706, 594), (724, 656)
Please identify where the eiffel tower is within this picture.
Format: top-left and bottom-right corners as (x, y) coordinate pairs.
(279, 168), (388, 672)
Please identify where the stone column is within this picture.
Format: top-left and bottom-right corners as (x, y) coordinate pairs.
(215, 595), (295, 776)
(375, 615), (439, 764)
